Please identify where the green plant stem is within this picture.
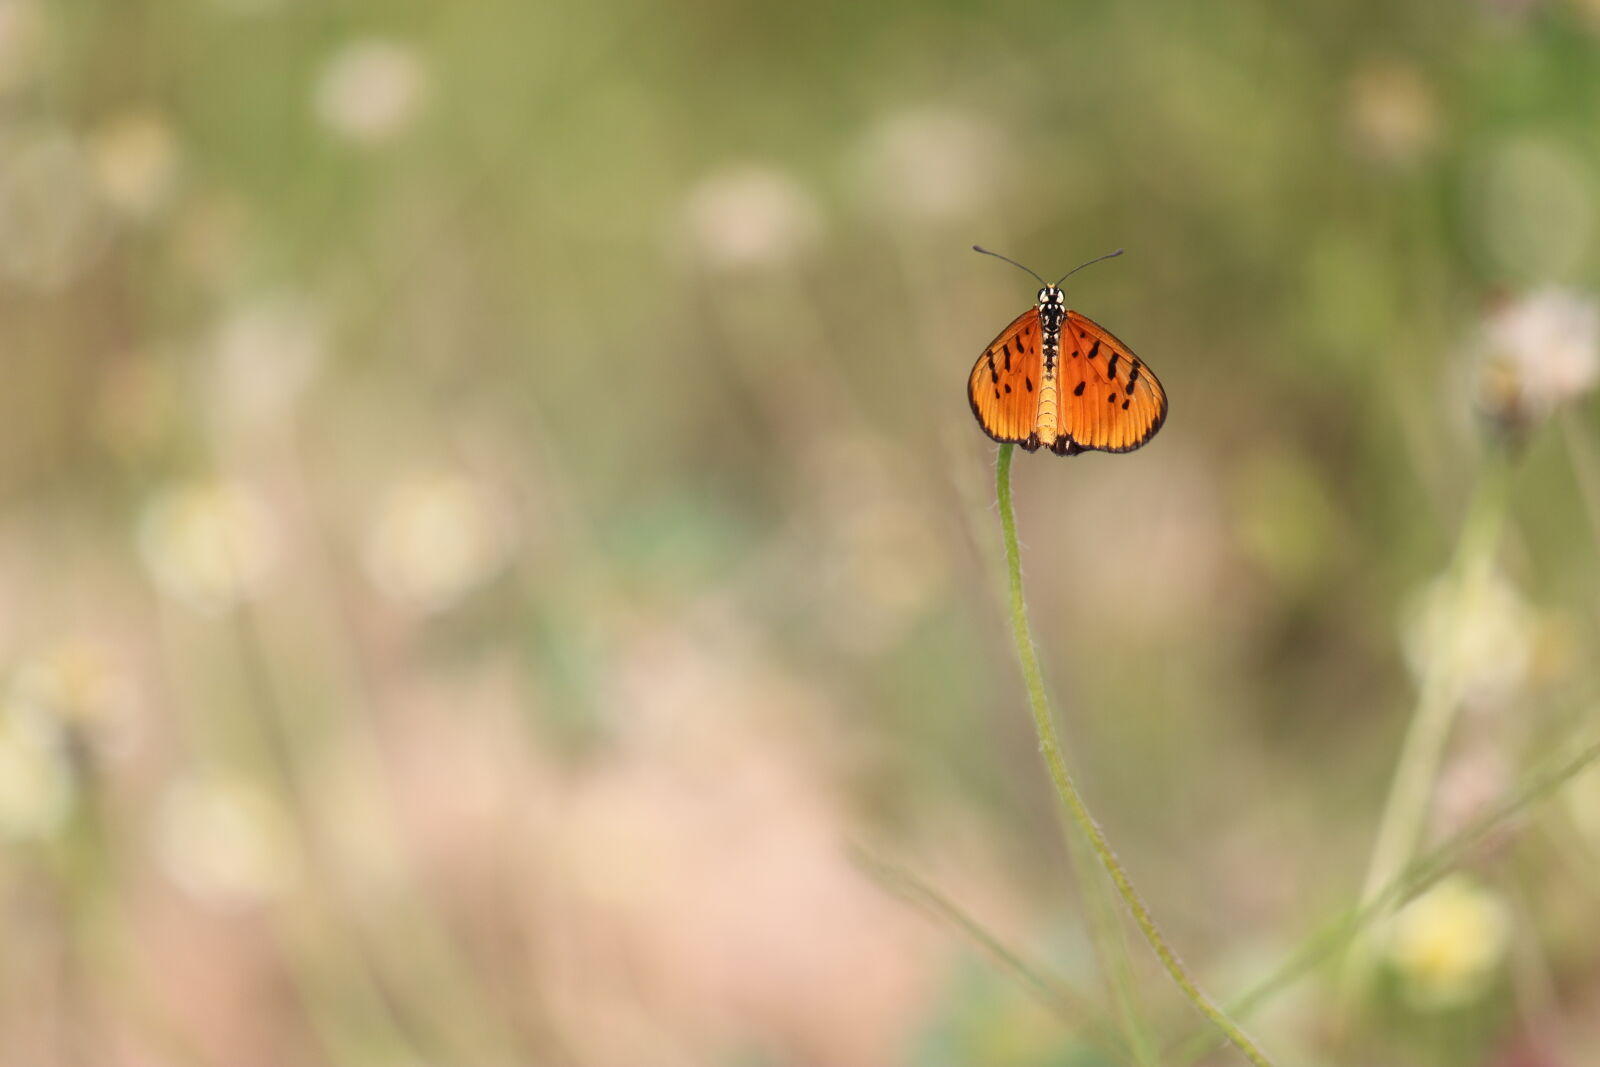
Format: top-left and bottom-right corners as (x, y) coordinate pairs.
(994, 444), (1276, 1067)
(1346, 450), (1511, 992)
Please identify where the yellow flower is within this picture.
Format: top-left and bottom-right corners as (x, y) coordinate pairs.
(89, 108), (180, 218)
(1384, 874), (1510, 1008)
(1345, 60), (1438, 166)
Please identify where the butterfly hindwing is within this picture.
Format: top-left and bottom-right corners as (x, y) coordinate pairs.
(1053, 310), (1167, 454)
(967, 307), (1048, 450)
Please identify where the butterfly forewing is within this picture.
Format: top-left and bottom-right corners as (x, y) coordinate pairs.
(967, 307), (1049, 449)
(1053, 311), (1166, 454)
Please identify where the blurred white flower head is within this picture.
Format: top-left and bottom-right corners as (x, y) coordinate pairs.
(1474, 288), (1600, 427)
(364, 472), (507, 612)
(89, 108), (181, 219)
(0, 702), (73, 840)
(680, 164), (822, 270)
(137, 481), (280, 614)
(0, 127), (111, 291)
(0, 0), (43, 95)
(209, 293), (326, 433)
(1402, 569), (1535, 706)
(1384, 874), (1510, 1008)
(854, 108), (1008, 220)
(154, 773), (296, 907)
(1345, 60), (1438, 166)
(314, 39), (430, 146)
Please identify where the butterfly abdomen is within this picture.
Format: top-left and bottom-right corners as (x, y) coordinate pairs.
(1035, 289), (1067, 447)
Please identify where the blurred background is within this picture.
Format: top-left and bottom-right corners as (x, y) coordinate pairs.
(6, 0), (1600, 1064)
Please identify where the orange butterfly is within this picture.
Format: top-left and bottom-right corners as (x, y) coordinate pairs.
(968, 246), (1167, 456)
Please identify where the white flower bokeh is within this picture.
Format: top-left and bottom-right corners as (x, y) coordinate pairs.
(363, 472), (507, 613)
(853, 108), (1009, 221)
(208, 293), (327, 434)
(314, 39), (430, 146)
(154, 773), (297, 907)
(1478, 288), (1600, 420)
(679, 164), (822, 270)
(1401, 568), (1536, 707)
(137, 481), (281, 615)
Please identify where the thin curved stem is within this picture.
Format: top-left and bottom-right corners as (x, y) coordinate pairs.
(994, 444), (1276, 1067)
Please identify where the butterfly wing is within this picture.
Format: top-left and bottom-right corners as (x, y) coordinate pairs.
(1052, 311), (1167, 455)
(968, 307), (1049, 450)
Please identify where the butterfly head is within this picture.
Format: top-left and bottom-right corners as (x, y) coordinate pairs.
(1037, 285), (1066, 329)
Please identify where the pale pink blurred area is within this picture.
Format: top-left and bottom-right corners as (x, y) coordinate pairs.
(373, 609), (970, 1065)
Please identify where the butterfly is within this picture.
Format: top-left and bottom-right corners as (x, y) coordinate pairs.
(967, 246), (1167, 456)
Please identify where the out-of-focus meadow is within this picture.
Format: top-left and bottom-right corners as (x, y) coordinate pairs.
(7, 0), (1600, 1064)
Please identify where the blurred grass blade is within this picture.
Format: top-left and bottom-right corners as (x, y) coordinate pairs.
(849, 845), (1133, 1063)
(1061, 825), (1162, 1067)
(1346, 449), (1512, 993)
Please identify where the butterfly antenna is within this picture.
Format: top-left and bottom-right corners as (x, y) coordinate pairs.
(1053, 248), (1124, 288)
(972, 245), (1047, 286)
